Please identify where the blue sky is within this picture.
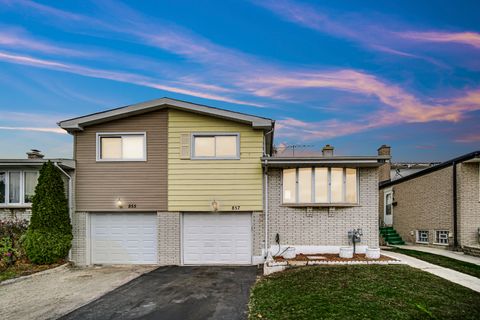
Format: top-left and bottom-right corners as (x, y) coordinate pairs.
(0, 0), (479, 161)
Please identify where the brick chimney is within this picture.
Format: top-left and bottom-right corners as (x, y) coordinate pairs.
(27, 149), (44, 159)
(378, 145), (391, 183)
(322, 144), (334, 157)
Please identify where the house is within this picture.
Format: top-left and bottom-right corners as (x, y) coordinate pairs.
(379, 147), (480, 255)
(390, 162), (439, 181)
(57, 97), (387, 266)
(264, 145), (387, 256)
(0, 150), (74, 221)
(58, 97), (274, 266)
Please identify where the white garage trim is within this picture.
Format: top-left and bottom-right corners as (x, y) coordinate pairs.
(89, 212), (157, 265)
(182, 212), (252, 265)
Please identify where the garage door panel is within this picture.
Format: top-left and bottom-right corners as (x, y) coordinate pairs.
(91, 213), (157, 265)
(183, 213), (252, 265)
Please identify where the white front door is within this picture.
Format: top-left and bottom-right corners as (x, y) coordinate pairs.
(384, 191), (393, 225)
(183, 213), (252, 265)
(90, 213), (157, 264)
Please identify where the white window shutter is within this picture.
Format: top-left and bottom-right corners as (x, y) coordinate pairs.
(180, 134), (190, 159)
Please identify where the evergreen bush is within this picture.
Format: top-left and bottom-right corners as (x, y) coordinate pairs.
(24, 161), (72, 264)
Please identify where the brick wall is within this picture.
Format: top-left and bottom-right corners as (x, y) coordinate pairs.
(252, 211), (265, 257)
(458, 163), (480, 246)
(71, 211), (87, 265)
(157, 211), (181, 265)
(267, 168), (379, 250)
(0, 208), (32, 221)
(387, 166), (453, 246)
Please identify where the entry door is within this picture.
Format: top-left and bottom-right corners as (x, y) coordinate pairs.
(183, 213), (252, 265)
(384, 191), (393, 225)
(90, 213), (157, 264)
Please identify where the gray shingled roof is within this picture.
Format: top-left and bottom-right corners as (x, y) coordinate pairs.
(58, 97), (274, 132)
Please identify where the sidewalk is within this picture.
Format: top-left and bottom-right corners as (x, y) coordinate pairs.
(382, 250), (480, 293)
(392, 244), (480, 266)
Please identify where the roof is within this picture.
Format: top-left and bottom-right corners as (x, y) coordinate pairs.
(0, 159), (75, 170)
(58, 97), (274, 132)
(262, 155), (389, 168)
(380, 150), (480, 188)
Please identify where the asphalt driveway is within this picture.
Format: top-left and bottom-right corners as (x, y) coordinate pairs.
(60, 266), (259, 320)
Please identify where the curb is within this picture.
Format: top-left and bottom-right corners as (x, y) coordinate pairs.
(0, 262), (70, 286)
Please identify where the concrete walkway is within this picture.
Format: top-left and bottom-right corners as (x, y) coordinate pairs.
(382, 251), (480, 293)
(393, 244), (480, 266)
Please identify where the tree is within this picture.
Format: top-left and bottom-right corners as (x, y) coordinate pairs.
(23, 161), (72, 264)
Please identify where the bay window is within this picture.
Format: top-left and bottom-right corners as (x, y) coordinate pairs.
(0, 171), (39, 205)
(282, 167), (358, 204)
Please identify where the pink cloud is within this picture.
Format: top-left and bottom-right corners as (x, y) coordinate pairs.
(399, 31), (480, 49)
(454, 133), (480, 143)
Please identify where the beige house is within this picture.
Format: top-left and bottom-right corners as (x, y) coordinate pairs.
(379, 147), (480, 254)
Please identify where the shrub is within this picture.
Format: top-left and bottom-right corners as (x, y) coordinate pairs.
(24, 161), (72, 264)
(29, 161), (71, 235)
(0, 237), (17, 268)
(22, 230), (72, 264)
(0, 219), (28, 267)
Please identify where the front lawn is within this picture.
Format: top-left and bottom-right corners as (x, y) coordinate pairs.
(249, 265), (480, 320)
(389, 247), (480, 278)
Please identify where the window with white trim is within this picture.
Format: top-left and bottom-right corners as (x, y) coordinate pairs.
(0, 171), (39, 205)
(192, 134), (239, 159)
(435, 230), (449, 245)
(416, 230), (429, 243)
(97, 133), (146, 161)
(282, 167), (358, 204)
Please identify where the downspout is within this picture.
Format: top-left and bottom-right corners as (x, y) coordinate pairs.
(452, 161), (459, 250)
(264, 159), (269, 259)
(54, 162), (73, 260)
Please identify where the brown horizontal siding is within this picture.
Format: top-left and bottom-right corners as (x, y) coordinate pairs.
(74, 110), (167, 211)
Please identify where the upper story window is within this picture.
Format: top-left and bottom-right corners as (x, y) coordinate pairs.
(0, 171), (39, 205)
(97, 133), (146, 161)
(282, 167), (358, 204)
(192, 133), (239, 159)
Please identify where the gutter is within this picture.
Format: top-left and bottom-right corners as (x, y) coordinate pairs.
(54, 162), (73, 260)
(264, 159), (269, 259)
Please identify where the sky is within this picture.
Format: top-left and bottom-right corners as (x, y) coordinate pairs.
(0, 0), (479, 161)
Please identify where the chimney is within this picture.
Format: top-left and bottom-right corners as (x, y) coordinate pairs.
(322, 144), (334, 157)
(27, 149), (44, 159)
(377, 145), (391, 183)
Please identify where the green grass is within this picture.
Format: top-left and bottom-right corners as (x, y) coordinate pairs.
(249, 265), (480, 320)
(389, 248), (480, 278)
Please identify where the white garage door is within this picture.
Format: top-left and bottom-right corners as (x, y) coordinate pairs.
(90, 213), (157, 264)
(183, 213), (252, 265)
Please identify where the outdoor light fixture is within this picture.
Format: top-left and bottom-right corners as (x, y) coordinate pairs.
(211, 200), (219, 212)
(116, 198), (123, 208)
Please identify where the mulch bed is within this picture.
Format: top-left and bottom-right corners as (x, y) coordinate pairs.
(274, 253), (394, 262)
(0, 259), (66, 282)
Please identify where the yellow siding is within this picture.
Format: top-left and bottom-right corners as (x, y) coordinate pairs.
(168, 109), (264, 211)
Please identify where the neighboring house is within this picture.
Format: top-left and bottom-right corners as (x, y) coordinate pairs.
(58, 98), (274, 266)
(58, 97), (387, 266)
(390, 162), (439, 181)
(0, 149), (74, 221)
(379, 148), (480, 254)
